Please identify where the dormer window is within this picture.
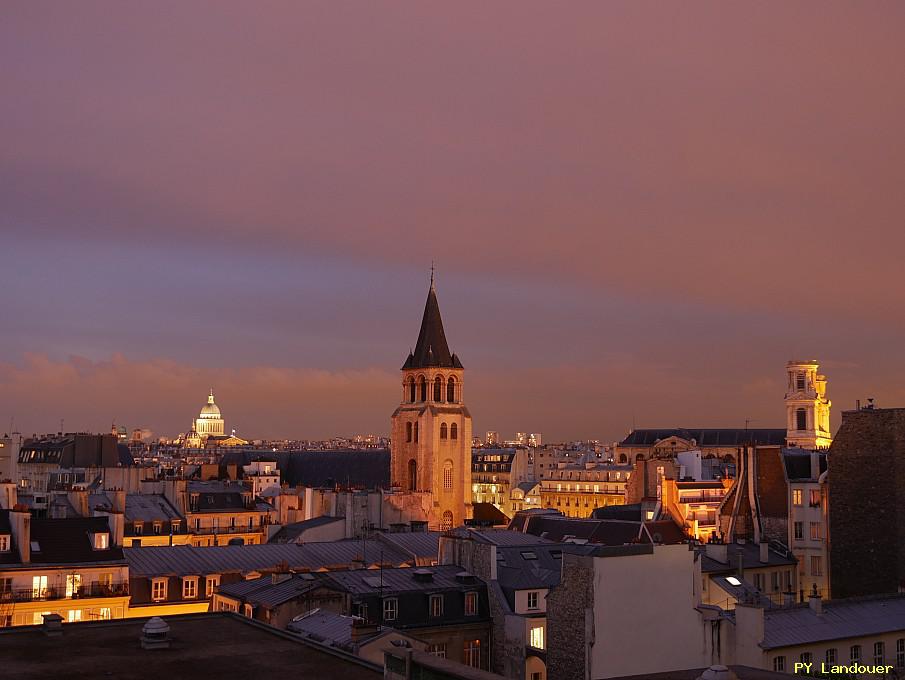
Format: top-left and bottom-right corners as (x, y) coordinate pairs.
(92, 532), (110, 550)
(134, 522), (143, 535)
(0, 534), (9, 552)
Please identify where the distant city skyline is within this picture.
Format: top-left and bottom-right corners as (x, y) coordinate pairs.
(3, 3), (904, 440)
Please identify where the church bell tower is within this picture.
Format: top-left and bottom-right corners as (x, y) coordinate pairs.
(391, 276), (472, 531)
(785, 360), (832, 450)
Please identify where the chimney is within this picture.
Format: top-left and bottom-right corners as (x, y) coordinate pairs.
(759, 542), (769, 564)
(68, 489), (89, 517)
(10, 508), (30, 563)
(42, 613), (64, 637)
(808, 586), (823, 616)
(704, 541), (728, 564)
(111, 489), (126, 513)
(271, 573), (292, 585)
(105, 512), (124, 547)
(0, 482), (16, 510)
(140, 617), (171, 649)
(412, 569), (434, 583)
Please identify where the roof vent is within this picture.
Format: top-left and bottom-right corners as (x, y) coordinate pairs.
(140, 617), (171, 650)
(42, 613), (63, 638)
(455, 571), (475, 584)
(412, 568), (434, 583)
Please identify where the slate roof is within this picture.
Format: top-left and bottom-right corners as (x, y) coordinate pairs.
(375, 531), (441, 562)
(620, 428), (787, 447)
(287, 609), (367, 646)
(89, 493), (183, 523)
(782, 449), (827, 481)
(218, 573), (325, 607)
(325, 565), (478, 595)
(29, 517), (125, 565)
(219, 450), (391, 489)
(125, 539), (419, 577)
(469, 503), (510, 525)
(590, 503), (643, 521)
(762, 594), (905, 649)
(699, 542), (797, 574)
(447, 527), (556, 547)
(268, 516), (345, 543)
(401, 280), (462, 370)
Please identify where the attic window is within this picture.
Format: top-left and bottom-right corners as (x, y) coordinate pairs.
(726, 576), (742, 586)
(520, 551), (537, 560)
(0, 534), (10, 552)
(92, 532), (110, 550)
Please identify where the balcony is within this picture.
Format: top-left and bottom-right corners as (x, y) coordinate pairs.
(1, 582), (129, 603)
(191, 525), (265, 536)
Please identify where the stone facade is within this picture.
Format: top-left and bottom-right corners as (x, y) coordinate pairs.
(828, 407), (905, 598)
(546, 553), (594, 680)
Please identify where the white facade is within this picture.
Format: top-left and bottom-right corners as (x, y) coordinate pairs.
(785, 361), (832, 450)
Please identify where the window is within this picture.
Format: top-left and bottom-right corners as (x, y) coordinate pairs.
(527, 591), (539, 610)
(800, 652), (812, 665)
(447, 377), (456, 403)
(530, 625), (545, 650)
(99, 607), (112, 620)
(408, 459), (417, 492)
(65, 573), (81, 598)
(0, 535), (8, 552)
(206, 575), (220, 598)
(434, 376), (443, 401)
(896, 638), (904, 667)
(441, 510), (453, 532)
(443, 463), (453, 492)
(773, 656), (785, 672)
(67, 609), (82, 623)
(429, 594), (444, 617)
(810, 522), (821, 540)
(151, 578), (167, 602)
(356, 602), (368, 620)
(851, 645), (861, 663)
(465, 592), (478, 616)
(406, 422), (412, 443)
(427, 643), (447, 659)
(794, 522), (803, 540)
(792, 489), (803, 506)
(182, 577), (198, 600)
(0, 577), (11, 594)
(796, 408), (807, 430)
(809, 489), (820, 506)
(93, 532), (109, 550)
(418, 376), (426, 402)
(32, 576), (48, 599)
(771, 572), (779, 592)
(383, 598), (398, 622)
(440, 423), (448, 439)
(797, 373), (806, 390)
(450, 423), (458, 440)
(407, 378), (416, 403)
(875, 641), (885, 664)
(464, 640), (481, 668)
(414, 423), (418, 443)
(753, 573), (765, 591)
(133, 522), (143, 535)
(811, 556), (823, 576)
(826, 648), (836, 665)
(153, 522), (162, 535)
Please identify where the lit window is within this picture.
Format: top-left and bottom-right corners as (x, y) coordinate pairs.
(465, 592), (478, 616)
(206, 575), (220, 598)
(810, 522), (821, 540)
(67, 609), (82, 623)
(464, 640), (481, 668)
(99, 607), (112, 620)
(527, 591), (539, 609)
(65, 574), (82, 598)
(0, 535), (9, 553)
(809, 489), (820, 506)
(383, 597), (398, 621)
(792, 489), (802, 506)
(726, 576), (741, 586)
(530, 625), (545, 649)
(93, 532), (110, 550)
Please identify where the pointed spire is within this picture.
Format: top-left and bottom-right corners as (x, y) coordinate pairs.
(402, 274), (463, 370)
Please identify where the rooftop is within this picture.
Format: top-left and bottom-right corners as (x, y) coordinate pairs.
(0, 612), (380, 679)
(27, 516), (125, 566)
(620, 429), (786, 448)
(699, 542), (796, 573)
(762, 593), (905, 649)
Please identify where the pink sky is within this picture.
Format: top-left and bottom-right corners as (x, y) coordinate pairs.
(2, 2), (904, 440)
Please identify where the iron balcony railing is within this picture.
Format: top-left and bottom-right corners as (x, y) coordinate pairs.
(0, 582), (129, 603)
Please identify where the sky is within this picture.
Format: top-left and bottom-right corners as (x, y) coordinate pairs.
(2, 2), (904, 441)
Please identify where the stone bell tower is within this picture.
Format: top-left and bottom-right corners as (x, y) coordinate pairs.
(785, 360), (832, 450)
(391, 275), (472, 530)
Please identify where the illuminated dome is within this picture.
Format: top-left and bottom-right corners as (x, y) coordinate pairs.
(199, 390), (221, 419)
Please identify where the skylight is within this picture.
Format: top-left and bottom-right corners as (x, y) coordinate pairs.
(726, 576), (742, 586)
(520, 551), (538, 560)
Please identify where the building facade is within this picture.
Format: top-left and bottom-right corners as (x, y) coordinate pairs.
(784, 361), (832, 450)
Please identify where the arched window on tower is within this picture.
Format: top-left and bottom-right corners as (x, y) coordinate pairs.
(796, 408), (807, 431)
(408, 459), (417, 491)
(796, 373), (806, 391)
(407, 377), (416, 403)
(443, 460), (453, 492)
(441, 510), (453, 532)
(406, 422), (412, 443)
(434, 376), (443, 402)
(440, 423), (448, 439)
(447, 377), (456, 403)
(414, 423), (419, 443)
(450, 423), (458, 440)
(418, 376), (427, 402)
